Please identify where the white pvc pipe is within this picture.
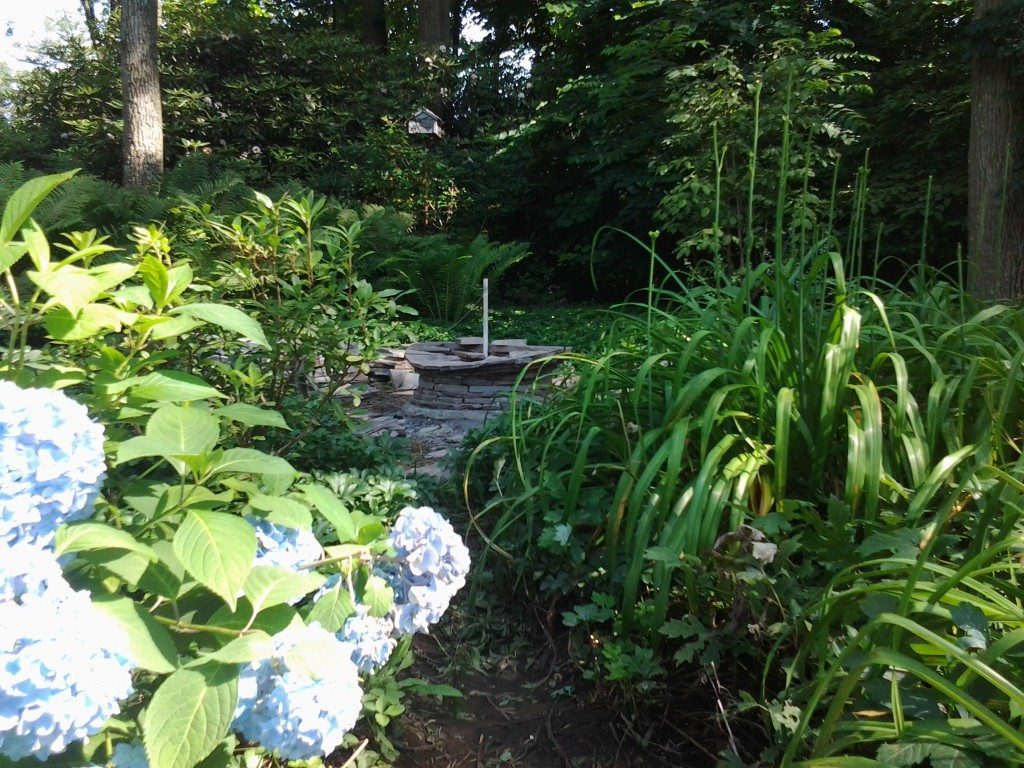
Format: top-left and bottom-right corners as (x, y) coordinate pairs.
(482, 278), (489, 357)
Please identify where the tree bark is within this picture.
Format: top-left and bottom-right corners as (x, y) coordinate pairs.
(968, 0), (1024, 299)
(417, 0), (452, 51)
(120, 0), (163, 189)
(79, 0), (101, 47)
(361, 0), (387, 52)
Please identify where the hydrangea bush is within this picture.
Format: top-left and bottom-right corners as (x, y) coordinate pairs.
(0, 172), (469, 768)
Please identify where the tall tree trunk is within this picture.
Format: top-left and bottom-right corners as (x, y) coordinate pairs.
(79, 0), (101, 47)
(968, 0), (1024, 299)
(417, 0), (452, 50)
(120, 0), (163, 189)
(361, 0), (387, 52)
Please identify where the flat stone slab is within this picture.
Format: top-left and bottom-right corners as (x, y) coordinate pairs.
(405, 341), (566, 372)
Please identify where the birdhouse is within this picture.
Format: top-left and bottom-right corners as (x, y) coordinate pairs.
(408, 107), (445, 138)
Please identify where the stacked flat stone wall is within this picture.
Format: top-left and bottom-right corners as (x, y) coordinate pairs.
(406, 369), (545, 424)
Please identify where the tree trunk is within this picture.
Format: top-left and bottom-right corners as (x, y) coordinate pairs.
(417, 0), (452, 50)
(79, 0), (101, 47)
(968, 0), (1024, 299)
(120, 0), (163, 189)
(361, 0), (387, 52)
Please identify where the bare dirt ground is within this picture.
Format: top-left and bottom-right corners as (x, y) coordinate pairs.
(396, 633), (640, 768)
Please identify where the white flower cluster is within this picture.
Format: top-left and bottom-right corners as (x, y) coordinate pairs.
(0, 383), (134, 762)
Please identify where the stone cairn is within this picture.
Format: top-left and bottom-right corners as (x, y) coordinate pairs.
(404, 337), (567, 425)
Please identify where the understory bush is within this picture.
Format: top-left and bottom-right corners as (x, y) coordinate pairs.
(0, 172), (467, 768)
(469, 236), (1024, 764)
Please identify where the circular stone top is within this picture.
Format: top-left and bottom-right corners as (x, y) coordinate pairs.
(405, 340), (567, 373)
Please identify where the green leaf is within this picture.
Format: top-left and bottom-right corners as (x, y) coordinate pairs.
(215, 403), (289, 430)
(138, 255), (172, 308)
(173, 511), (256, 610)
(143, 665), (238, 768)
(171, 303), (269, 349)
(282, 631), (352, 679)
(247, 494), (312, 530)
(362, 574), (394, 618)
(306, 585), (355, 632)
(55, 522), (157, 561)
(148, 405), (220, 456)
(117, 371), (226, 403)
(243, 566), (325, 614)
(300, 485), (358, 542)
(92, 595), (179, 674)
(400, 679), (463, 698)
(191, 632), (275, 665)
(0, 170), (77, 245)
(207, 449), (296, 484)
(44, 303), (137, 341)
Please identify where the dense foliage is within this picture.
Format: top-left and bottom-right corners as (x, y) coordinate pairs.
(469, 224), (1024, 764)
(0, 173), (467, 768)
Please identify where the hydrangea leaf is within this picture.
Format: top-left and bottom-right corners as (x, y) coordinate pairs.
(300, 485), (358, 542)
(143, 664), (238, 768)
(209, 601), (302, 636)
(114, 371), (226, 403)
(244, 566), (325, 613)
(214, 404), (289, 430)
(56, 522), (158, 561)
(173, 511), (256, 610)
(92, 595), (179, 674)
(206, 449), (295, 484)
(190, 632), (276, 666)
(362, 574), (394, 619)
(136, 540), (188, 600)
(170, 303), (269, 350)
(147, 406), (220, 456)
(281, 631), (352, 679)
(247, 494), (312, 530)
(306, 585), (356, 632)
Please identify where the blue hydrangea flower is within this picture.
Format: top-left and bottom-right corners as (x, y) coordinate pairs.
(233, 623), (362, 760)
(339, 606), (395, 674)
(111, 741), (148, 768)
(0, 543), (69, 604)
(383, 506), (470, 635)
(0, 381), (106, 550)
(0, 574), (135, 760)
(248, 517), (324, 571)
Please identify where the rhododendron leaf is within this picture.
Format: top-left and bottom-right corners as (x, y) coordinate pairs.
(173, 511), (256, 611)
(143, 665), (237, 768)
(92, 595), (179, 674)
